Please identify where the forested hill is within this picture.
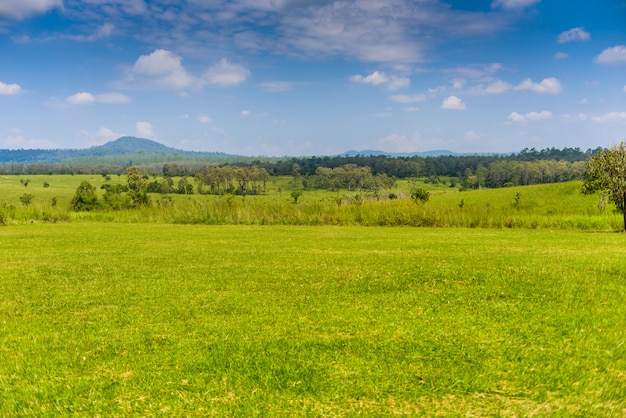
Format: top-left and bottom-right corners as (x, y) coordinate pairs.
(0, 137), (233, 164)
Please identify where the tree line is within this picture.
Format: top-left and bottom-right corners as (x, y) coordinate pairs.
(0, 146), (603, 188)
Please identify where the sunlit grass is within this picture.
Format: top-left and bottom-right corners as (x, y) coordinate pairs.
(1, 224), (625, 415)
(0, 175), (621, 230)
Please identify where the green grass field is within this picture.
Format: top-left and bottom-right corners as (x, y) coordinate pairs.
(1, 174), (623, 230)
(1, 224), (625, 415)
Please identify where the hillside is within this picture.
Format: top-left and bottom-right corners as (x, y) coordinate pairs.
(0, 137), (234, 165)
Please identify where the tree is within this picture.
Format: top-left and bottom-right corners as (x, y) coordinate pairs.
(291, 190), (302, 204)
(582, 142), (626, 231)
(20, 193), (34, 206)
(126, 166), (151, 207)
(411, 187), (430, 203)
(70, 181), (99, 211)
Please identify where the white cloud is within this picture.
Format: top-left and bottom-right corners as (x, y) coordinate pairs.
(591, 112), (626, 123)
(485, 80), (512, 94)
(594, 45), (626, 64)
(514, 77), (562, 94)
(467, 79), (512, 95)
(388, 76), (411, 91)
(0, 81), (22, 95)
(403, 107), (419, 112)
(441, 96), (466, 110)
(508, 110), (552, 122)
(351, 71), (389, 86)
(197, 115), (213, 123)
(66, 92), (96, 105)
(94, 127), (120, 143)
(554, 52), (568, 59)
(0, 0), (61, 19)
(557, 27), (590, 43)
(65, 91), (130, 105)
(390, 93), (426, 103)
(624, 85), (626, 93)
(491, 0), (540, 9)
(351, 71), (410, 91)
(136, 121), (155, 139)
(240, 110), (251, 117)
(130, 49), (196, 89)
(79, 126), (122, 146)
(203, 58), (251, 87)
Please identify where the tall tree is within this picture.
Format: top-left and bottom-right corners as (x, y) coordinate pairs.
(582, 142), (626, 231)
(126, 166), (151, 207)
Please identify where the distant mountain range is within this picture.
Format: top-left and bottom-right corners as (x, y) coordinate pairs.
(0, 137), (235, 165)
(341, 149), (462, 157)
(0, 136), (497, 165)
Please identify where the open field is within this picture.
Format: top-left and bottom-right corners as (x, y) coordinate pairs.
(1, 224), (625, 415)
(0, 174), (623, 230)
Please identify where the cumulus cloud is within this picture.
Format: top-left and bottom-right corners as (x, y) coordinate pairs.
(136, 121), (155, 139)
(467, 79), (512, 95)
(491, 0), (540, 9)
(0, 81), (22, 95)
(94, 127), (120, 142)
(240, 110), (251, 117)
(130, 49), (196, 89)
(66, 92), (96, 105)
(486, 80), (512, 94)
(79, 127), (122, 146)
(197, 115), (213, 124)
(65, 91), (130, 105)
(203, 58), (251, 87)
(351, 71), (389, 86)
(514, 77), (562, 94)
(441, 96), (466, 110)
(557, 27), (590, 43)
(591, 112), (626, 123)
(508, 110), (552, 122)
(0, 0), (61, 19)
(554, 52), (568, 59)
(594, 45), (626, 64)
(351, 71), (410, 90)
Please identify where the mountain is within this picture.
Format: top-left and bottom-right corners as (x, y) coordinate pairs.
(340, 149), (463, 157)
(0, 137), (235, 165)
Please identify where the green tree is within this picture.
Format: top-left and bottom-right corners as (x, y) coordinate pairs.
(126, 166), (151, 207)
(70, 181), (99, 211)
(291, 190), (302, 204)
(411, 187), (430, 203)
(19, 193), (34, 206)
(582, 142), (626, 231)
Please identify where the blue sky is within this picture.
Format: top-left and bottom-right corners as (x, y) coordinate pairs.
(0, 0), (625, 156)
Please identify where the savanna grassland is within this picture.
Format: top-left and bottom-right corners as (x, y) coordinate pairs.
(1, 174), (625, 415)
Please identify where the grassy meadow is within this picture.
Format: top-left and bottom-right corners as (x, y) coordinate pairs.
(1, 225), (625, 415)
(0, 173), (623, 230)
(1, 174), (625, 415)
